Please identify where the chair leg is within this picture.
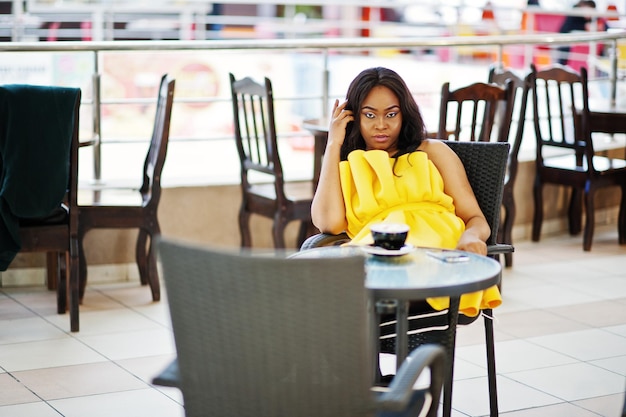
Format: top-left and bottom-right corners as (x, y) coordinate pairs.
(531, 178), (543, 242)
(442, 297), (460, 417)
(46, 252), (58, 290)
(56, 252), (67, 314)
(296, 220), (312, 249)
(136, 229), (149, 286)
(619, 185), (626, 245)
(483, 308), (499, 417)
(56, 248), (80, 331)
(569, 187), (583, 236)
(143, 228), (160, 302)
(272, 216), (287, 249)
(583, 187), (595, 252)
(239, 208), (252, 248)
(68, 246), (80, 332)
(77, 228), (88, 301)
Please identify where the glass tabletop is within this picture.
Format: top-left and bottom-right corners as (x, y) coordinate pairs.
(292, 245), (501, 300)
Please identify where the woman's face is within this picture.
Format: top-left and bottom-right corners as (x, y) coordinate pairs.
(359, 85), (402, 155)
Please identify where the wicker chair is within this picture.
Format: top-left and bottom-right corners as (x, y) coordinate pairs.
(154, 237), (447, 417)
(301, 141), (511, 417)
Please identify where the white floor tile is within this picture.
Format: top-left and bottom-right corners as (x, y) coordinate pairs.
(528, 328), (626, 361)
(572, 393), (626, 417)
(506, 362), (626, 401)
(503, 283), (603, 310)
(0, 338), (106, 372)
(0, 402), (63, 417)
(49, 388), (185, 417)
(498, 401), (609, 416)
(12, 362), (148, 400)
(45, 308), (165, 336)
(0, 317), (68, 344)
(457, 339), (577, 373)
(77, 328), (175, 361)
(589, 355), (626, 377)
(452, 374), (562, 416)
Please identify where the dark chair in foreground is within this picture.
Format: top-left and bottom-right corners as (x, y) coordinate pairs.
(301, 141), (511, 417)
(155, 237), (447, 417)
(487, 66), (531, 267)
(229, 73), (314, 249)
(529, 64), (626, 251)
(78, 74), (175, 301)
(0, 85), (81, 331)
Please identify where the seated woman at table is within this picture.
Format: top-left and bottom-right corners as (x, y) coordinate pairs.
(311, 67), (501, 338)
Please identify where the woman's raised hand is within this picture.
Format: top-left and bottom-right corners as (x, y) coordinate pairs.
(327, 99), (353, 148)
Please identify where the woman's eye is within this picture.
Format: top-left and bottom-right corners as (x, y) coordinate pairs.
(364, 112), (375, 119)
(387, 112), (398, 118)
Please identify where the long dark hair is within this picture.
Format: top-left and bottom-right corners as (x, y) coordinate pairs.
(340, 67), (427, 160)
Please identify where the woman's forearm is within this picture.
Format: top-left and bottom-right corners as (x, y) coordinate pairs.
(311, 142), (347, 234)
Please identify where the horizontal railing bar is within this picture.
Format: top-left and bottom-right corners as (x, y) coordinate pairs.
(0, 31), (623, 53)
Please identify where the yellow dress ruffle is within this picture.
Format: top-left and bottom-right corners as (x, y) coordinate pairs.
(339, 149), (501, 317)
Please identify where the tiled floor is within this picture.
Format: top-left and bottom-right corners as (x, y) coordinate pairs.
(1, 225), (625, 417)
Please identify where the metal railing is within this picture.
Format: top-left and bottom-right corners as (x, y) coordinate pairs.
(1, 29), (625, 186)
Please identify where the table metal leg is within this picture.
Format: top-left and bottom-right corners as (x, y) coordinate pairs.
(369, 294), (381, 385)
(443, 296), (461, 417)
(395, 300), (409, 371)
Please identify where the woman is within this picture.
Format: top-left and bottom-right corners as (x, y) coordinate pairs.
(311, 66), (501, 319)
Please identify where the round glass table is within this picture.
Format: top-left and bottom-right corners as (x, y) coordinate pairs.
(292, 245), (501, 417)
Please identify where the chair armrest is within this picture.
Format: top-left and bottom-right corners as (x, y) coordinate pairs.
(374, 344), (446, 414)
(300, 232), (350, 250)
(487, 243), (514, 256)
(152, 359), (180, 388)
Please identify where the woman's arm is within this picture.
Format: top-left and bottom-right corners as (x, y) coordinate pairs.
(311, 100), (353, 234)
(420, 139), (491, 255)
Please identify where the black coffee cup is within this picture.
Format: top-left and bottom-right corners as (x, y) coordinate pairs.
(370, 223), (409, 250)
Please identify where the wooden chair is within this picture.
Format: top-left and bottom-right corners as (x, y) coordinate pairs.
(156, 237), (447, 417)
(229, 73), (314, 249)
(301, 141), (512, 417)
(0, 85), (82, 332)
(487, 66), (531, 267)
(78, 74), (175, 302)
(437, 79), (515, 143)
(529, 64), (626, 251)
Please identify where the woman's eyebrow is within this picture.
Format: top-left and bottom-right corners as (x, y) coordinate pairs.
(361, 104), (400, 111)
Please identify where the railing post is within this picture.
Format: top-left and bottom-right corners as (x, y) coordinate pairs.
(322, 49), (329, 119)
(92, 69), (102, 184)
(610, 38), (618, 108)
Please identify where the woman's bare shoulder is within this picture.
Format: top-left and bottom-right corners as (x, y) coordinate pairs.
(418, 138), (454, 157)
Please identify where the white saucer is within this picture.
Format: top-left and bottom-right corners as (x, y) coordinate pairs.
(360, 243), (415, 257)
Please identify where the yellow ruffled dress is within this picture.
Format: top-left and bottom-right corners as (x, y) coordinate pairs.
(339, 149), (501, 317)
